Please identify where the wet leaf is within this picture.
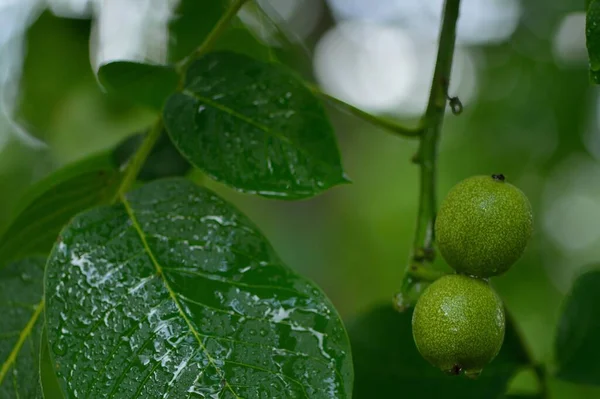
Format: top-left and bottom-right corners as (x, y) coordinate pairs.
(555, 269), (600, 385)
(349, 304), (530, 399)
(0, 257), (46, 398)
(97, 62), (179, 110)
(588, 0), (600, 71)
(163, 51), (346, 200)
(0, 154), (120, 268)
(44, 178), (353, 397)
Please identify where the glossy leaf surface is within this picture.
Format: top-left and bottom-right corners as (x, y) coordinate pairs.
(349, 304), (529, 399)
(0, 258), (46, 398)
(555, 270), (600, 385)
(0, 155), (120, 268)
(45, 178), (352, 398)
(163, 51), (346, 199)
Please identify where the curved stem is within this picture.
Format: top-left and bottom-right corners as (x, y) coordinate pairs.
(177, 0), (250, 74)
(534, 364), (550, 399)
(398, 0), (461, 303)
(113, 0), (249, 201)
(307, 84), (422, 138)
(113, 120), (163, 202)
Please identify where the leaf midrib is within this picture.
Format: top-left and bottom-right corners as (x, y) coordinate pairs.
(0, 299), (44, 385)
(179, 89), (342, 178)
(121, 195), (241, 399)
(179, 89), (344, 194)
(182, 89), (295, 147)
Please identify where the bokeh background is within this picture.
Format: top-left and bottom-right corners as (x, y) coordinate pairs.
(1, 0), (599, 397)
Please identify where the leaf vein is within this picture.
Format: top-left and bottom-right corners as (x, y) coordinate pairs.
(224, 360), (308, 398)
(0, 299), (44, 385)
(165, 267), (306, 298)
(181, 90), (295, 148)
(121, 196), (241, 399)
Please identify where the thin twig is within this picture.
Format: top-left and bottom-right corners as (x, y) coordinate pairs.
(112, 120), (163, 202)
(534, 364), (550, 399)
(397, 0), (461, 307)
(113, 0), (248, 200)
(177, 0), (250, 74)
(306, 83), (422, 138)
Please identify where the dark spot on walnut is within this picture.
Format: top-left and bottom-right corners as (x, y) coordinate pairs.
(451, 364), (462, 375)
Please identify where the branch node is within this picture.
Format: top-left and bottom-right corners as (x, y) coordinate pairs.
(393, 292), (410, 313)
(399, 0), (460, 303)
(448, 96), (463, 115)
(423, 247), (436, 262)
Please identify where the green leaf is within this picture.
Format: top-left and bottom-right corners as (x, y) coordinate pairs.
(0, 154), (120, 268)
(168, 0), (226, 63)
(112, 131), (191, 181)
(44, 178), (353, 397)
(555, 270), (600, 385)
(97, 62), (180, 110)
(40, 328), (64, 399)
(163, 51), (347, 199)
(587, 0), (600, 71)
(243, 1), (314, 79)
(168, 0), (272, 63)
(0, 257), (46, 398)
(349, 304), (530, 399)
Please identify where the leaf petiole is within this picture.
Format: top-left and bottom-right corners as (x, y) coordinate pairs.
(112, 119), (163, 203)
(176, 0), (251, 75)
(113, 0), (251, 200)
(306, 83), (423, 138)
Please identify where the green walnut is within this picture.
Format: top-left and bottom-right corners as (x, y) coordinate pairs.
(435, 174), (533, 277)
(412, 274), (505, 376)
